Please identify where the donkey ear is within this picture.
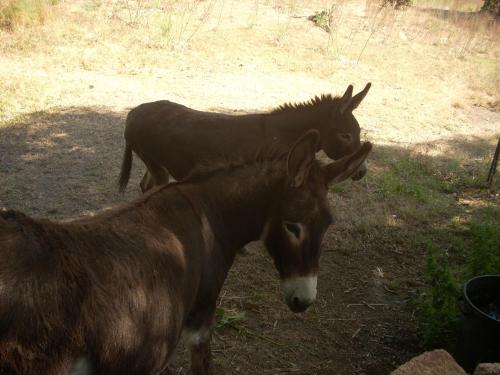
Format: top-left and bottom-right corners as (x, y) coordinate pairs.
(287, 130), (320, 187)
(339, 85), (354, 114)
(323, 142), (373, 185)
(345, 82), (371, 113)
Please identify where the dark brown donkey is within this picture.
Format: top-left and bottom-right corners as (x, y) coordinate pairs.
(0, 131), (372, 375)
(118, 83), (371, 192)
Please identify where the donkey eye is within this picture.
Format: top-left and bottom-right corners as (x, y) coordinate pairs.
(339, 133), (353, 143)
(284, 222), (301, 239)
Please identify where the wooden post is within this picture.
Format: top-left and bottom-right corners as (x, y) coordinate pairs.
(487, 137), (500, 187)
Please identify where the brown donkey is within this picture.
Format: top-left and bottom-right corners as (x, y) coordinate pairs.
(0, 131), (372, 375)
(119, 83), (371, 192)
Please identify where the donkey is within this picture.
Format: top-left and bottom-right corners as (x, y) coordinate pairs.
(118, 83), (371, 192)
(0, 130), (372, 375)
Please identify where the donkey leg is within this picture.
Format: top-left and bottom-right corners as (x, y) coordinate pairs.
(158, 366), (173, 375)
(189, 334), (214, 375)
(186, 316), (216, 375)
(141, 163), (170, 193)
(140, 171), (154, 192)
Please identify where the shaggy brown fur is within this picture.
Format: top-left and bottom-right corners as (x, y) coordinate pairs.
(1, 131), (372, 375)
(118, 84), (371, 192)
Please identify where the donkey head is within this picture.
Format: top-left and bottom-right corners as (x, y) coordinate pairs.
(320, 83), (371, 181)
(263, 130), (372, 313)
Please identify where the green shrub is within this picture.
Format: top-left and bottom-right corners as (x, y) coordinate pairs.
(418, 220), (500, 349)
(215, 307), (245, 331)
(381, 0), (413, 9)
(419, 241), (459, 348)
(309, 10), (331, 33)
(481, 0), (499, 15)
(467, 221), (500, 277)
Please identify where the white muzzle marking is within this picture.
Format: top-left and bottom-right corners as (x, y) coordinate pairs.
(356, 160), (368, 175)
(282, 275), (318, 305)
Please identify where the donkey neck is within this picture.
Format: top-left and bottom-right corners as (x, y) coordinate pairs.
(179, 164), (284, 260)
(265, 103), (331, 143)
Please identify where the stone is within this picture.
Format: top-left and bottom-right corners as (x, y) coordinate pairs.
(391, 349), (467, 375)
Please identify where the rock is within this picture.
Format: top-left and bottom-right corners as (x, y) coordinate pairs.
(474, 363), (500, 375)
(391, 349), (466, 375)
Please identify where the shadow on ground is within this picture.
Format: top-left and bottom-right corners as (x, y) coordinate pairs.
(0, 106), (498, 374)
(0, 107), (145, 218)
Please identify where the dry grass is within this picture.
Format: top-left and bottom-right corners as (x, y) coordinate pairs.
(0, 0), (59, 30)
(0, 0), (498, 120)
(0, 0), (499, 373)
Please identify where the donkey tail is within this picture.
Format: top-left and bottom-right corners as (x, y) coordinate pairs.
(118, 143), (133, 192)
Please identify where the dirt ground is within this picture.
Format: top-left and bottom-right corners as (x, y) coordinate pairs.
(0, 0), (499, 373)
(0, 105), (424, 374)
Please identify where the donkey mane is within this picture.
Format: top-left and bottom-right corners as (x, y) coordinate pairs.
(0, 150), (296, 231)
(271, 94), (341, 114)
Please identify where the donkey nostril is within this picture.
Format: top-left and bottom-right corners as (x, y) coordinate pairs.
(289, 296), (311, 313)
(293, 296), (305, 311)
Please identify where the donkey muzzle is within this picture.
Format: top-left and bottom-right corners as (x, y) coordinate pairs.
(282, 276), (317, 313)
(286, 295), (313, 313)
(351, 160), (367, 181)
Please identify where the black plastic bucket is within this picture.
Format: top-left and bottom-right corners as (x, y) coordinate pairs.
(454, 275), (500, 372)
